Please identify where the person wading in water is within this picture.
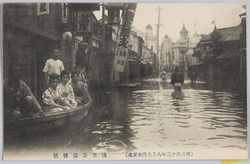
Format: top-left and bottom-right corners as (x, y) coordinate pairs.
(170, 66), (184, 99)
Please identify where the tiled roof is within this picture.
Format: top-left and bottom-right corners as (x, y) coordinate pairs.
(200, 24), (242, 43)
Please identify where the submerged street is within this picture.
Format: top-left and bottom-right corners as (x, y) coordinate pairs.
(3, 3), (247, 161)
(5, 79), (247, 160)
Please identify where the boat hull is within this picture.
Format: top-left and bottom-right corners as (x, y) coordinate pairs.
(4, 103), (91, 135)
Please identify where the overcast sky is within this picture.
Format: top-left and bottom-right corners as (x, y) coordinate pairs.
(134, 3), (245, 42)
(95, 3), (245, 42)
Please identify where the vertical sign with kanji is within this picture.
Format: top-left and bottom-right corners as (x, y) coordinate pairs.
(114, 47), (128, 72)
(113, 3), (137, 72)
(37, 3), (49, 16)
(61, 3), (68, 23)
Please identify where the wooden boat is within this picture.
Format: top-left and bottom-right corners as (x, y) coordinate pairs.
(4, 103), (91, 135)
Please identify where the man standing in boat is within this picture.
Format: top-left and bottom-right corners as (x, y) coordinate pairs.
(4, 64), (45, 119)
(43, 48), (65, 85)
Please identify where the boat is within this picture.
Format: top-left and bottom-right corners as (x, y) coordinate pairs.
(4, 103), (91, 135)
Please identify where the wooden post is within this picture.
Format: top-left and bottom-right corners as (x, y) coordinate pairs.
(89, 12), (94, 81)
(102, 5), (105, 51)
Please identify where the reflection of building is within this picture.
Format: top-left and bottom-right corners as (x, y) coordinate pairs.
(172, 24), (201, 72)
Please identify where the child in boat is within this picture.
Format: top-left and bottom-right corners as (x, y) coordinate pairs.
(70, 71), (92, 106)
(42, 73), (71, 113)
(69, 64), (88, 90)
(57, 70), (78, 108)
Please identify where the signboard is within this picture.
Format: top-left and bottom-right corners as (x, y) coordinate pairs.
(37, 3), (49, 16)
(113, 47), (129, 72)
(61, 3), (68, 23)
(113, 3), (137, 72)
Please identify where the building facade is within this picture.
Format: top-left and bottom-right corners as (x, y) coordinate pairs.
(160, 35), (173, 72)
(3, 3), (101, 102)
(172, 24), (201, 72)
(194, 22), (245, 92)
(132, 24), (157, 53)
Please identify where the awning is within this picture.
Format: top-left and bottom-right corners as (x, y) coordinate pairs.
(217, 51), (238, 59)
(6, 20), (59, 41)
(68, 3), (100, 11)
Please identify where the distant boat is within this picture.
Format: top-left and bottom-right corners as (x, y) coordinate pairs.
(4, 103), (91, 135)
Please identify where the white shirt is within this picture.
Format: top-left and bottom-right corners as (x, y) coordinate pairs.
(43, 58), (65, 75)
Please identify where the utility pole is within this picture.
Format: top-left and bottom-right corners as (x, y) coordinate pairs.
(102, 4), (105, 51)
(156, 6), (163, 77)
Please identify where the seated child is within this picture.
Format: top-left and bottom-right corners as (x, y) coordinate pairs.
(70, 71), (92, 106)
(69, 64), (88, 90)
(42, 73), (71, 113)
(57, 70), (78, 108)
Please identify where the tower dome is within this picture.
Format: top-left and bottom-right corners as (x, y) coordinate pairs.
(146, 24), (153, 30)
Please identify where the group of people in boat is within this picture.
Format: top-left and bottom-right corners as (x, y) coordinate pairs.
(4, 47), (92, 120)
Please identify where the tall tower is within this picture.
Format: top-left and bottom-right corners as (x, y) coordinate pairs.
(145, 24), (153, 48)
(145, 24), (153, 37)
(180, 24), (189, 40)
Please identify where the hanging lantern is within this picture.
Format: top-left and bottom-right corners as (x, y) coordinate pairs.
(62, 30), (72, 43)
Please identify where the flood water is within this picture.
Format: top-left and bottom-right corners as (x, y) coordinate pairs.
(4, 79), (247, 160)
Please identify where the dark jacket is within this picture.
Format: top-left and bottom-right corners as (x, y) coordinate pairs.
(171, 72), (184, 85)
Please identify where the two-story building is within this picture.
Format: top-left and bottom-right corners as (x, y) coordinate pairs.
(3, 3), (101, 102)
(172, 24), (202, 74)
(195, 21), (245, 91)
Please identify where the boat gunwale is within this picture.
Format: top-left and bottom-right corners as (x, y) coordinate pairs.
(4, 103), (91, 124)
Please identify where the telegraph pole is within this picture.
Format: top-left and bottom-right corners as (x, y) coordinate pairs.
(156, 6), (163, 77)
(102, 4), (105, 51)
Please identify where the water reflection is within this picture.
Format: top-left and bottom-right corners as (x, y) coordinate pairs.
(4, 79), (247, 159)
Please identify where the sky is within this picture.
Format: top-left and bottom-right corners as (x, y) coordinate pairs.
(133, 3), (245, 42)
(94, 3), (245, 42)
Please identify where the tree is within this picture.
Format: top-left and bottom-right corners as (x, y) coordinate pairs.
(209, 29), (223, 58)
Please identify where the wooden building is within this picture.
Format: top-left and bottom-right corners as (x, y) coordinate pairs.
(195, 21), (245, 92)
(3, 3), (100, 102)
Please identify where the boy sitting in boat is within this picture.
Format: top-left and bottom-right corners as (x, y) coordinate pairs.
(69, 64), (89, 93)
(70, 71), (92, 106)
(57, 70), (78, 108)
(4, 64), (45, 119)
(42, 73), (72, 113)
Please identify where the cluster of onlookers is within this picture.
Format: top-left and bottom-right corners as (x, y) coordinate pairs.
(4, 48), (92, 119)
